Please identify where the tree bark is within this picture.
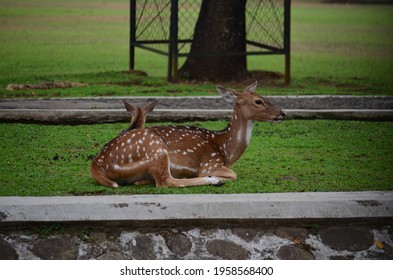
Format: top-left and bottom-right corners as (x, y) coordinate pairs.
(178, 0), (248, 82)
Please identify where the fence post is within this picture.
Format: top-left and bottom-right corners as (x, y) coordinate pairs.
(284, 0), (291, 85)
(130, 0), (136, 70)
(168, 0), (179, 82)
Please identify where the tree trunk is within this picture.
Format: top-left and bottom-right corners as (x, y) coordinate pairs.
(178, 0), (248, 82)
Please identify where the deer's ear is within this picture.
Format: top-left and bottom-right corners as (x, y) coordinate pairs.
(124, 101), (138, 114)
(143, 101), (156, 113)
(216, 85), (238, 103)
(243, 81), (258, 93)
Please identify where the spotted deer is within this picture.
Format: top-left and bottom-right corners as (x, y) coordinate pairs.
(90, 82), (286, 188)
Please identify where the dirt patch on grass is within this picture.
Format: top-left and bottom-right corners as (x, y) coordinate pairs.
(248, 70), (284, 82)
(179, 70), (285, 88)
(315, 78), (375, 93)
(6, 82), (87, 91)
(231, 70), (286, 88)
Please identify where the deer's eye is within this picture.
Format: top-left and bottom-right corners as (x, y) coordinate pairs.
(255, 99), (263, 105)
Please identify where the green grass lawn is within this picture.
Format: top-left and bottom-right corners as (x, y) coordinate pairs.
(1, 1), (393, 196)
(0, 0), (392, 97)
(1, 120), (392, 196)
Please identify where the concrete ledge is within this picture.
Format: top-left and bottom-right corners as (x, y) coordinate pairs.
(285, 109), (393, 121)
(1, 95), (393, 123)
(0, 191), (392, 223)
(0, 108), (231, 124)
(1, 108), (393, 123)
(2, 95), (393, 110)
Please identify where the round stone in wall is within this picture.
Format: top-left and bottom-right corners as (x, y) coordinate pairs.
(319, 227), (374, 252)
(206, 240), (249, 260)
(163, 232), (192, 257)
(0, 238), (18, 260)
(277, 245), (315, 260)
(31, 237), (77, 260)
(130, 235), (156, 260)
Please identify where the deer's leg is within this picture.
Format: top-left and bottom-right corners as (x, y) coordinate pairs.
(109, 153), (223, 188)
(160, 176), (224, 188)
(198, 164), (237, 181)
(152, 153), (224, 188)
(106, 160), (153, 185)
(209, 166), (237, 181)
(90, 159), (120, 188)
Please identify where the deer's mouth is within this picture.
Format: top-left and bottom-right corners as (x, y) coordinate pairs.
(272, 110), (286, 123)
(271, 117), (284, 123)
(259, 111), (286, 122)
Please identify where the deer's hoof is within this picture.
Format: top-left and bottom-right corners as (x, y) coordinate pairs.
(207, 176), (225, 186)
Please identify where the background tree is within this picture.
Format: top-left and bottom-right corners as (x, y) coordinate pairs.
(178, 0), (248, 82)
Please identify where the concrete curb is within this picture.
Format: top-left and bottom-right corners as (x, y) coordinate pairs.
(2, 95), (393, 109)
(1, 95), (393, 123)
(1, 108), (393, 123)
(0, 108), (231, 124)
(1, 191), (392, 223)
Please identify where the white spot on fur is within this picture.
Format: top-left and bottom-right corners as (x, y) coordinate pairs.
(170, 163), (198, 174)
(246, 120), (254, 145)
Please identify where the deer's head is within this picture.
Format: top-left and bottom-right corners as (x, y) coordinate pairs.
(216, 81), (286, 122)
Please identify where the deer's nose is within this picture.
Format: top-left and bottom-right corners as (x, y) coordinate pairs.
(280, 110), (287, 117)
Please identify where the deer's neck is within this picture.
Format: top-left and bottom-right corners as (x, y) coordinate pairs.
(215, 104), (253, 166)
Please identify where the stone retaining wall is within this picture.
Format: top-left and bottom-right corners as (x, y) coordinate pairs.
(1, 223), (392, 260)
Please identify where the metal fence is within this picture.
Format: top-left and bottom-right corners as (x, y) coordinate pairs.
(130, 0), (290, 83)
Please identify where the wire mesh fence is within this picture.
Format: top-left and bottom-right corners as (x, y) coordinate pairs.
(246, 0), (285, 51)
(130, 0), (290, 82)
